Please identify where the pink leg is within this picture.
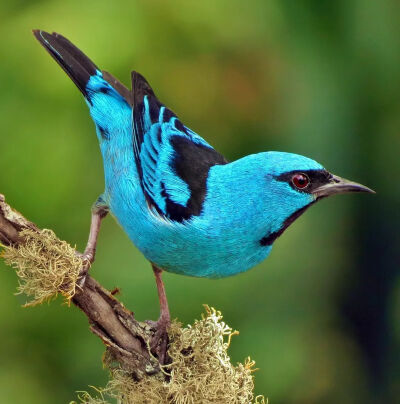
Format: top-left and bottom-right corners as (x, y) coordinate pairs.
(82, 209), (107, 262)
(79, 203), (108, 285)
(153, 264), (171, 324)
(151, 264), (171, 363)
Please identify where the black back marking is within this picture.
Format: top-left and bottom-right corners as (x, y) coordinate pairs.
(97, 125), (110, 140)
(169, 136), (227, 221)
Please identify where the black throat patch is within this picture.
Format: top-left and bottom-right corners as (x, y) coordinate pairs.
(260, 202), (316, 246)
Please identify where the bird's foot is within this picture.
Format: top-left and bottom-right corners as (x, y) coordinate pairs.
(147, 316), (170, 365)
(76, 250), (94, 288)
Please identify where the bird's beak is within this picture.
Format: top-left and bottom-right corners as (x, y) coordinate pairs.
(312, 174), (375, 199)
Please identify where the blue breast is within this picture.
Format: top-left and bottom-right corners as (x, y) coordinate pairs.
(105, 152), (274, 278)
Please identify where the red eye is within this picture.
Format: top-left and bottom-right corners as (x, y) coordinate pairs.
(292, 173), (310, 189)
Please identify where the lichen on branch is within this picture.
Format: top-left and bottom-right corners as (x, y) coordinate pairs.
(77, 306), (266, 404)
(1, 228), (82, 306)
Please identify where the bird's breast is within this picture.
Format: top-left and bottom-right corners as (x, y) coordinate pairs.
(101, 149), (273, 278)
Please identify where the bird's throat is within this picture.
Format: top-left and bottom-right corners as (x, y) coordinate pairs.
(259, 201), (316, 246)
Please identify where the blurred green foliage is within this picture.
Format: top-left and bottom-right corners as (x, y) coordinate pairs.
(0, 1), (399, 403)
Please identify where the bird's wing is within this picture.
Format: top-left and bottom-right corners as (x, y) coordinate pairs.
(131, 72), (227, 222)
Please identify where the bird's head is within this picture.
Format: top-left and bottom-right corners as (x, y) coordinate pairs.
(224, 151), (375, 246)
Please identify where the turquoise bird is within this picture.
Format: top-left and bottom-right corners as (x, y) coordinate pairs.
(33, 30), (374, 361)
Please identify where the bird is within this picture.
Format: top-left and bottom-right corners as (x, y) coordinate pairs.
(33, 30), (374, 362)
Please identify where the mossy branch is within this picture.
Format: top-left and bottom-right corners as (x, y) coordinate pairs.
(0, 193), (159, 378)
(0, 194), (265, 403)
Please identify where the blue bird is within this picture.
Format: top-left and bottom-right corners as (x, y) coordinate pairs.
(33, 30), (374, 361)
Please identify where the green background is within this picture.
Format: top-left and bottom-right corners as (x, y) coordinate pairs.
(0, 1), (399, 403)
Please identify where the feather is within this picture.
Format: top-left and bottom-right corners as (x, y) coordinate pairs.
(33, 30), (132, 141)
(33, 30), (131, 105)
(33, 30), (98, 97)
(131, 72), (227, 222)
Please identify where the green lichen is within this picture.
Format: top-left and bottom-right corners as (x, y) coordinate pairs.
(76, 306), (266, 404)
(1, 229), (82, 306)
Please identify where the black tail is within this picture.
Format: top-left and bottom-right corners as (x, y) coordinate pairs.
(33, 30), (132, 104)
(33, 30), (99, 97)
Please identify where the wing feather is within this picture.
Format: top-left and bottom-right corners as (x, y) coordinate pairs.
(131, 72), (227, 222)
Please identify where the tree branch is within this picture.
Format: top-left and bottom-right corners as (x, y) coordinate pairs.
(0, 193), (161, 379)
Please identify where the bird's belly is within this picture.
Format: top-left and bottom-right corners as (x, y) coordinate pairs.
(152, 237), (273, 278)
(108, 181), (272, 278)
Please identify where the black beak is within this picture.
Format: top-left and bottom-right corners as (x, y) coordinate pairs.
(312, 174), (375, 199)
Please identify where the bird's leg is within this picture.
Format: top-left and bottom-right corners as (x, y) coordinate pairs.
(150, 264), (171, 364)
(78, 197), (109, 286)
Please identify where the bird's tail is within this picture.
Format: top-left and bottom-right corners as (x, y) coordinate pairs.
(33, 30), (100, 98)
(33, 30), (132, 139)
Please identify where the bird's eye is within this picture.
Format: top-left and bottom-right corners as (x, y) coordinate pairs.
(292, 173), (310, 189)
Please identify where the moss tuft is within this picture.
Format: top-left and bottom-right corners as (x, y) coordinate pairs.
(77, 306), (266, 404)
(1, 229), (82, 306)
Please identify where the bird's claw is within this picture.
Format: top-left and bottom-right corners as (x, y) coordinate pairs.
(77, 267), (88, 288)
(148, 317), (170, 365)
(76, 252), (93, 288)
